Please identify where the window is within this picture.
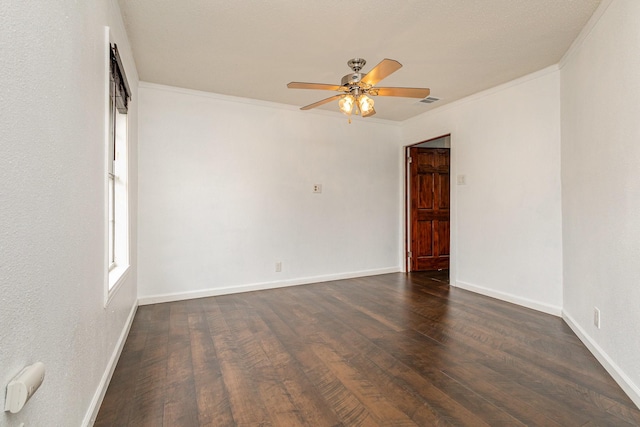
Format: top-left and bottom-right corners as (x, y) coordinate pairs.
(107, 43), (131, 296)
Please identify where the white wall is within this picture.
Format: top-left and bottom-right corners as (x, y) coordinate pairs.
(402, 69), (564, 314)
(560, 0), (640, 406)
(137, 84), (402, 302)
(0, 1), (138, 426)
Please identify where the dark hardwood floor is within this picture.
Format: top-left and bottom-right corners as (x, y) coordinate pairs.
(95, 272), (640, 426)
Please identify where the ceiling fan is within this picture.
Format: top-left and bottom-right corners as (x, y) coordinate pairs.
(287, 58), (430, 122)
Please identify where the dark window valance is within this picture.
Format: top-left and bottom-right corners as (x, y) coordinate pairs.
(110, 44), (131, 113)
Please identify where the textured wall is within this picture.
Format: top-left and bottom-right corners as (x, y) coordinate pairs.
(561, 0), (640, 406)
(402, 68), (564, 314)
(0, 1), (138, 425)
(137, 84), (402, 301)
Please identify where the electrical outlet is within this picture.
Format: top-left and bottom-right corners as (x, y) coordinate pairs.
(594, 307), (601, 329)
(275, 262), (282, 272)
(313, 184), (322, 193)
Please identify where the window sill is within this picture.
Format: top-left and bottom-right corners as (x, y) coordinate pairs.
(106, 263), (130, 307)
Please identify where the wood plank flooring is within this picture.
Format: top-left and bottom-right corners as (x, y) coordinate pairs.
(95, 272), (640, 426)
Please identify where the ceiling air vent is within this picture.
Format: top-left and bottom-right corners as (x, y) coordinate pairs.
(419, 96), (440, 104)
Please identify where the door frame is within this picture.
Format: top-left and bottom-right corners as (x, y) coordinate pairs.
(404, 134), (455, 275)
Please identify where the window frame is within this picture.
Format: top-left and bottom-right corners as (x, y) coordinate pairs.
(105, 30), (132, 305)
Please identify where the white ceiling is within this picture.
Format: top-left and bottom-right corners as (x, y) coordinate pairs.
(118, 0), (601, 121)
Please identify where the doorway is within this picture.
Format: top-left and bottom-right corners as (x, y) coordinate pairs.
(405, 136), (451, 272)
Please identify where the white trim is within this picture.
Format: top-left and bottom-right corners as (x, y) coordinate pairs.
(558, 0), (615, 69)
(138, 81), (401, 127)
(105, 265), (130, 306)
(138, 267), (401, 305)
(82, 301), (138, 427)
(563, 311), (640, 409)
(454, 280), (562, 316)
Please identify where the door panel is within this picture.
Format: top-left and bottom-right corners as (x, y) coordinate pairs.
(417, 174), (434, 209)
(436, 220), (450, 256)
(415, 221), (433, 257)
(438, 174), (450, 210)
(409, 147), (450, 271)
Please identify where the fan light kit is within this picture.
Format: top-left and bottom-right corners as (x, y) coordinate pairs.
(287, 58), (430, 123)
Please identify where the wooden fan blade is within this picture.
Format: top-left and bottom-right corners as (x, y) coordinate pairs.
(362, 107), (376, 118)
(300, 94), (343, 110)
(374, 87), (430, 98)
(287, 82), (343, 91)
(361, 59), (402, 86)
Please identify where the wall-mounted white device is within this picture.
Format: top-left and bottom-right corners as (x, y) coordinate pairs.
(4, 362), (45, 413)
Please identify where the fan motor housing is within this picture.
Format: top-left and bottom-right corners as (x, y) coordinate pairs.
(341, 72), (363, 87)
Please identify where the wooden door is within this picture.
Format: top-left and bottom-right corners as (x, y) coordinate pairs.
(409, 147), (450, 271)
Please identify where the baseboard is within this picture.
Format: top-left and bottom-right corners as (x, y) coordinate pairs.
(82, 301), (138, 427)
(454, 280), (562, 316)
(563, 311), (640, 409)
(138, 267), (401, 305)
